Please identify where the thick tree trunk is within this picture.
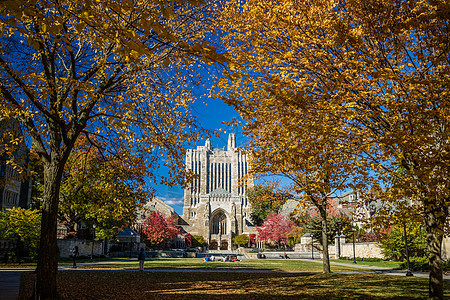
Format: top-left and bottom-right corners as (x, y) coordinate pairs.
(320, 210), (331, 273)
(423, 200), (447, 300)
(35, 161), (65, 299)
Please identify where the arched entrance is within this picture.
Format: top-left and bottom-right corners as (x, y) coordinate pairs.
(211, 212), (227, 235)
(220, 240), (228, 250)
(210, 240), (218, 250)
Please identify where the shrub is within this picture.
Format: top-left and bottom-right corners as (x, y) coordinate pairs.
(378, 221), (427, 261)
(443, 260), (450, 272)
(233, 234), (250, 247)
(190, 235), (206, 247)
(339, 257), (384, 262)
(400, 256), (429, 271)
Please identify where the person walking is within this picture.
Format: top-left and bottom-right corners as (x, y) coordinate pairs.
(138, 248), (145, 271)
(72, 246), (79, 268)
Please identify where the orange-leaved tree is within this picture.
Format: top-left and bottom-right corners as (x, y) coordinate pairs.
(0, 0), (226, 298)
(57, 137), (150, 239)
(215, 0), (449, 297)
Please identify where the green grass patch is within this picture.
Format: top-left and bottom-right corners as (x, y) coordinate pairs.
(331, 259), (403, 269)
(79, 258), (363, 272)
(19, 270), (449, 299)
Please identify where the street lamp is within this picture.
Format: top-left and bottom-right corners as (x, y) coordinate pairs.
(129, 231), (134, 258)
(311, 233), (314, 259)
(336, 231), (341, 258)
(403, 223), (414, 276)
(90, 224), (96, 262)
(352, 223), (357, 264)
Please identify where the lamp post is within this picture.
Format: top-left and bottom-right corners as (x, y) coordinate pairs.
(129, 231), (134, 258)
(311, 233), (314, 259)
(352, 224), (357, 264)
(336, 231), (341, 258)
(90, 224), (96, 262)
(403, 223), (414, 276)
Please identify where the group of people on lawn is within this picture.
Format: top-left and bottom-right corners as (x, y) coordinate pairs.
(203, 255), (239, 262)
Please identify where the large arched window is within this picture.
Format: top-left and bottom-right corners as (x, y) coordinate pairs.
(211, 212), (227, 235)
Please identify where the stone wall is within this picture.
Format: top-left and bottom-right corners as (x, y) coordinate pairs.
(329, 242), (383, 259)
(442, 237), (450, 261)
(57, 239), (104, 258)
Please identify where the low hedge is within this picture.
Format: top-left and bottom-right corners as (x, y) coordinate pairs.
(338, 257), (384, 262)
(400, 257), (450, 272)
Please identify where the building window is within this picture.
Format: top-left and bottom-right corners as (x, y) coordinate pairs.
(211, 212), (227, 235)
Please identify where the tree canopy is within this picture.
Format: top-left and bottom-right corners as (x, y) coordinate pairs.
(140, 211), (180, 248)
(0, 207), (41, 249)
(256, 212), (294, 249)
(247, 183), (288, 226)
(215, 0), (449, 297)
(0, 0), (225, 297)
(58, 137), (149, 239)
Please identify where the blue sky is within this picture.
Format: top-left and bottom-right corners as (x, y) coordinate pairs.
(154, 94), (247, 215)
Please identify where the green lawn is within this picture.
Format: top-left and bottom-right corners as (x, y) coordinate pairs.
(0, 257), (123, 268)
(330, 259), (403, 269)
(79, 258), (363, 272)
(19, 270), (449, 299)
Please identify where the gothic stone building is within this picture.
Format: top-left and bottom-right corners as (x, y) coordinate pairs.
(181, 134), (256, 250)
(0, 118), (31, 210)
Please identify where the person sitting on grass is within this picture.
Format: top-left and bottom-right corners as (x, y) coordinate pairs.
(204, 255), (210, 262)
(210, 255), (215, 261)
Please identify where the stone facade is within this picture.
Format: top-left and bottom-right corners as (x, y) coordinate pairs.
(134, 197), (177, 231)
(181, 134), (256, 250)
(0, 118), (31, 210)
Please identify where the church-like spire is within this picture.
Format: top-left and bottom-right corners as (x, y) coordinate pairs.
(227, 133), (236, 150)
(205, 138), (211, 150)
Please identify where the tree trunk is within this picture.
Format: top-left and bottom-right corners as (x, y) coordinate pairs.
(35, 160), (65, 299)
(320, 209), (331, 273)
(423, 199), (447, 300)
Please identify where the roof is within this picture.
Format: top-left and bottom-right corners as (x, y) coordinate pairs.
(117, 227), (139, 236)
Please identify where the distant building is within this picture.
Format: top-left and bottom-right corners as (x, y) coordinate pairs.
(0, 119), (31, 210)
(135, 197), (177, 231)
(180, 134), (256, 250)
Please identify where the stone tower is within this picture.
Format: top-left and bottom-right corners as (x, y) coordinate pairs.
(181, 134), (255, 250)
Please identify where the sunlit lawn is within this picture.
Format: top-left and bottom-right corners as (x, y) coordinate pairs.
(19, 270), (449, 299)
(330, 259), (403, 269)
(0, 257), (124, 268)
(78, 258), (364, 272)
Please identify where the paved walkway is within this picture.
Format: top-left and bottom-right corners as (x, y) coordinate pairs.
(1, 259), (448, 299)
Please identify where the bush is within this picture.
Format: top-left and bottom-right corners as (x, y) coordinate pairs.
(233, 234), (249, 247)
(378, 221), (427, 261)
(400, 258), (450, 272)
(400, 256), (429, 271)
(339, 257), (384, 262)
(443, 260), (450, 272)
(190, 235), (206, 247)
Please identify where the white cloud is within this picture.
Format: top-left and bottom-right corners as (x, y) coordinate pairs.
(159, 196), (184, 206)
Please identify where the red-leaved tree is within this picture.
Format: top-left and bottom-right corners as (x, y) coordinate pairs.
(257, 212), (294, 249)
(141, 212), (180, 248)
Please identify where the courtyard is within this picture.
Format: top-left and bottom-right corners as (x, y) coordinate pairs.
(9, 258), (450, 299)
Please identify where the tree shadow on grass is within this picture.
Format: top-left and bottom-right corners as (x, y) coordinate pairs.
(19, 271), (447, 299)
